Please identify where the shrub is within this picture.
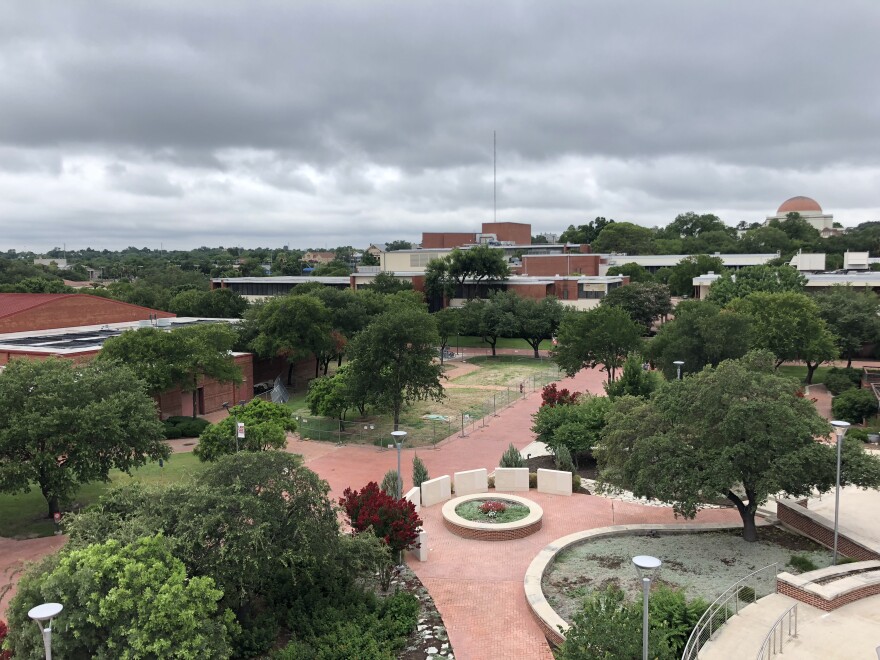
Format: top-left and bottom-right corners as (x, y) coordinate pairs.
(194, 399), (295, 461)
(528, 472), (537, 488)
(555, 446), (576, 473)
(824, 372), (858, 396)
(788, 554), (819, 572)
(541, 383), (581, 407)
(848, 428), (870, 443)
(380, 469), (400, 496)
(164, 425), (183, 439)
(340, 482), (422, 590)
(832, 388), (878, 423)
(649, 586), (709, 657)
(180, 418), (210, 437)
(737, 585), (756, 602)
(572, 474), (582, 491)
(500, 443), (525, 468)
(412, 455), (429, 488)
(488, 475), (495, 489)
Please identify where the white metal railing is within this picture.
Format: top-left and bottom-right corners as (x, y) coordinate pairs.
(755, 603), (798, 659)
(681, 563), (778, 660)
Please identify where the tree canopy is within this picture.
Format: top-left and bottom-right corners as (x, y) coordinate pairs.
(346, 304), (444, 430)
(591, 222), (656, 254)
(814, 286), (880, 367)
(194, 399), (296, 461)
(554, 306), (643, 381)
(598, 351), (880, 541)
(707, 264), (807, 307)
(0, 358), (168, 515)
(424, 245), (510, 300)
(664, 254), (725, 296)
(600, 281), (672, 333)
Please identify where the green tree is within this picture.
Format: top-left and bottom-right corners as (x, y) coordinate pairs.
(769, 212), (822, 243)
(499, 443), (525, 468)
(531, 395), (611, 463)
(194, 399), (296, 461)
(730, 291), (838, 381)
(366, 271), (414, 294)
(169, 287), (248, 318)
(311, 260), (351, 276)
(707, 265), (807, 307)
(346, 305), (444, 430)
(665, 254), (725, 297)
(434, 306), (461, 364)
(360, 251), (380, 266)
(559, 217), (614, 245)
(661, 212), (729, 239)
(600, 281), (672, 333)
(412, 455), (429, 488)
(605, 262), (654, 283)
(604, 353), (659, 399)
(173, 323), (243, 417)
(423, 245), (510, 300)
(5, 535), (235, 659)
(99, 326), (184, 394)
(739, 226), (793, 254)
(459, 294), (511, 357)
(814, 286), (880, 367)
(385, 240), (413, 251)
(249, 294), (333, 385)
(647, 300), (751, 378)
(511, 295), (564, 358)
(554, 306), (643, 381)
(591, 222), (656, 254)
(598, 351), (880, 541)
(0, 358), (167, 516)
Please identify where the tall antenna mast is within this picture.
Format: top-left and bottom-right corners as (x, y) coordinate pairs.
(493, 130), (497, 223)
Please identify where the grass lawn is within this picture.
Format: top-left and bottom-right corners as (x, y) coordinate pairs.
(776, 365), (833, 385)
(452, 355), (561, 388)
(449, 335), (554, 351)
(0, 452), (205, 539)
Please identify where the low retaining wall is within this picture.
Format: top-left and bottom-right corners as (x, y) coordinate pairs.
(776, 498), (880, 561)
(524, 522), (747, 647)
(777, 561), (880, 610)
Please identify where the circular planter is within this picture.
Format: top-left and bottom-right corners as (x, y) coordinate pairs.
(442, 493), (543, 541)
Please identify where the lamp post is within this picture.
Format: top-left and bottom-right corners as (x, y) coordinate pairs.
(673, 360), (684, 380)
(632, 555), (662, 660)
(222, 400), (247, 452)
(391, 431), (407, 499)
(831, 420), (850, 565)
(28, 602), (63, 660)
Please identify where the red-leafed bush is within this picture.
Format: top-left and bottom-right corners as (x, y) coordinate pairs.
(340, 482), (423, 589)
(0, 619), (11, 660)
(541, 383), (581, 408)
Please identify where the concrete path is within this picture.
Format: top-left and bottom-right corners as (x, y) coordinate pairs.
(701, 592), (880, 659)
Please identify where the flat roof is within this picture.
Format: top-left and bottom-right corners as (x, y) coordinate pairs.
(604, 253), (778, 266)
(0, 318), (238, 356)
(692, 272), (880, 286)
(212, 276), (350, 284)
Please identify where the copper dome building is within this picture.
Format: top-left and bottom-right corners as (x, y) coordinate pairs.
(767, 196), (837, 238)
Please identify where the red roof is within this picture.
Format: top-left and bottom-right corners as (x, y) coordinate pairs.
(0, 294), (74, 319)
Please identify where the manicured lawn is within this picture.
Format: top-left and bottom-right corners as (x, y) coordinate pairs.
(453, 355), (561, 388)
(455, 499), (530, 524)
(776, 365), (833, 384)
(0, 452), (205, 539)
(449, 335), (554, 351)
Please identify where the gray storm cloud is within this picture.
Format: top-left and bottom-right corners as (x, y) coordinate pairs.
(1, 0), (879, 250)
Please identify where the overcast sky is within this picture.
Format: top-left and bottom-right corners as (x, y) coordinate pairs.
(2, 1), (880, 251)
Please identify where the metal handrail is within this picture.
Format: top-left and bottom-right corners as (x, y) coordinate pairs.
(681, 563), (778, 660)
(755, 604), (798, 660)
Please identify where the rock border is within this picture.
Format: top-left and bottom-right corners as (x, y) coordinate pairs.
(442, 493), (543, 541)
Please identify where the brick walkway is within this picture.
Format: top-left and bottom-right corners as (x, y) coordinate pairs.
(289, 365), (742, 659)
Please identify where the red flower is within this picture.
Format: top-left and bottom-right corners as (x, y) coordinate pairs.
(340, 482), (422, 554)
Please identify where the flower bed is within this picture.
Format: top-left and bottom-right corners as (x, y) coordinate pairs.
(442, 493), (543, 541)
(455, 499), (530, 524)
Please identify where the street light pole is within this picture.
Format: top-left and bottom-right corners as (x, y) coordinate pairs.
(673, 360), (684, 380)
(632, 555), (662, 660)
(391, 431), (407, 499)
(831, 420), (850, 565)
(28, 602), (63, 660)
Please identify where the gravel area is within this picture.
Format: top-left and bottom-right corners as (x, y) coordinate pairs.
(542, 527), (832, 624)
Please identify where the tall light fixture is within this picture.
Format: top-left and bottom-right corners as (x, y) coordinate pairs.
(673, 360), (684, 380)
(632, 555), (662, 660)
(391, 431), (407, 499)
(28, 602), (63, 660)
(831, 420), (850, 564)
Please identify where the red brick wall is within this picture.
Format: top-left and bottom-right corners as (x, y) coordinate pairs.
(521, 254), (601, 276)
(443, 517), (542, 541)
(0, 296), (174, 333)
(157, 353), (254, 418)
(482, 222), (531, 245)
(776, 500), (880, 561)
(551, 280), (579, 301)
(421, 233), (477, 249)
(777, 579), (880, 611)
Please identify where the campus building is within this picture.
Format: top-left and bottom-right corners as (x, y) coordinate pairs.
(766, 196), (839, 238)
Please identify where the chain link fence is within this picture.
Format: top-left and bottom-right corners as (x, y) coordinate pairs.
(293, 356), (562, 448)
